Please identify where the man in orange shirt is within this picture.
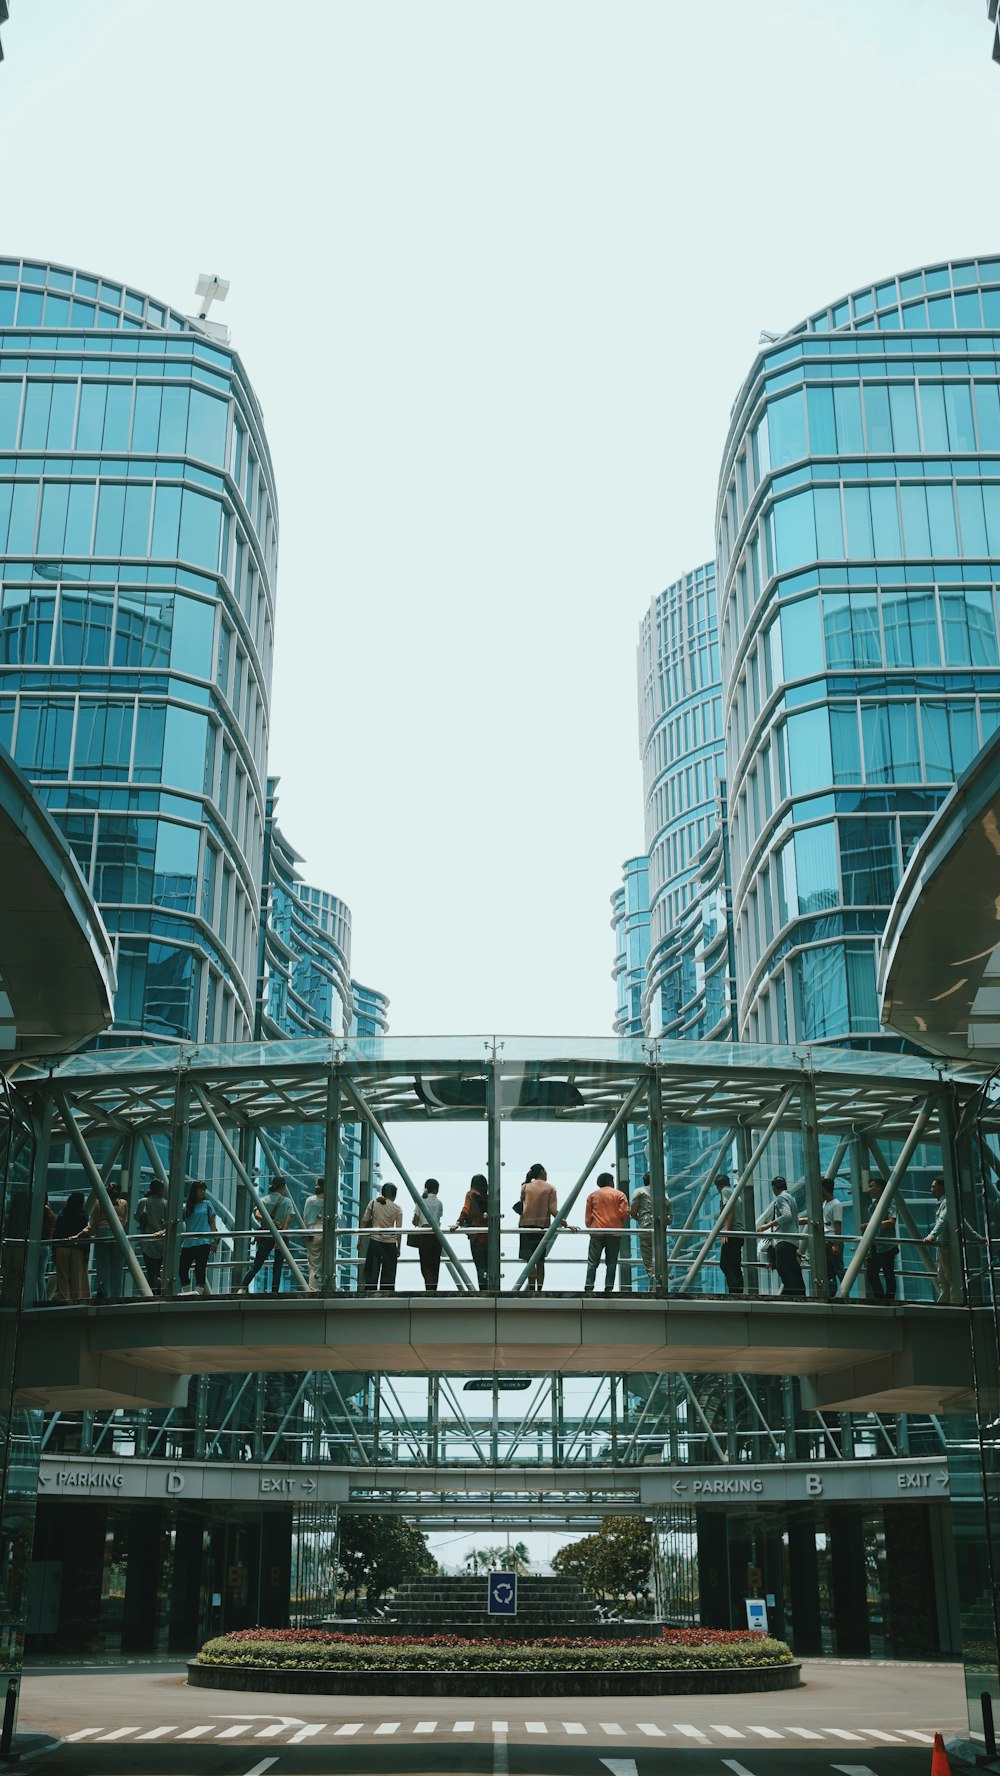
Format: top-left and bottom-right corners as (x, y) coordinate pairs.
(583, 1171), (630, 1295)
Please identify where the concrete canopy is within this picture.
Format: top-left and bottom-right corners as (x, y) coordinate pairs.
(880, 727), (1000, 1062)
(0, 743), (115, 1067)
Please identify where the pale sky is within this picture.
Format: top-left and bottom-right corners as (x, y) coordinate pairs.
(1, 0), (998, 1035)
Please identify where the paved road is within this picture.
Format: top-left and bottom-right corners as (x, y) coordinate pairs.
(19, 1659), (969, 1773)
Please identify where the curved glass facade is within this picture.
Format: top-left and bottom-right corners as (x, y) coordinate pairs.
(0, 257), (276, 1044)
(610, 854), (650, 1037)
(638, 562), (729, 1038)
(718, 255), (1000, 1045)
(259, 780), (353, 1041)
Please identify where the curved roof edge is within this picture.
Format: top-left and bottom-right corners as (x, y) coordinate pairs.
(0, 743), (116, 1068)
(879, 727), (1000, 1062)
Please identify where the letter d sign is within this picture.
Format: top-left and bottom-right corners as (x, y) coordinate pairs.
(166, 1472), (185, 1495)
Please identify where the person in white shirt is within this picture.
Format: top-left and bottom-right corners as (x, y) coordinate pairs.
(756, 1175), (805, 1297)
(303, 1179), (325, 1293)
(923, 1176), (952, 1304)
(412, 1178), (444, 1291)
(360, 1183), (403, 1294)
(821, 1178), (844, 1298)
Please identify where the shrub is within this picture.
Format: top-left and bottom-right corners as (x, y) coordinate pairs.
(197, 1628), (794, 1673)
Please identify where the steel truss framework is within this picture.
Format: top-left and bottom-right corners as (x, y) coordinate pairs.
(16, 1035), (993, 1508)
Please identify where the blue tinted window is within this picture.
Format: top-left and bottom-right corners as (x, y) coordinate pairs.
(151, 484), (181, 557)
(0, 382), (21, 447)
(74, 702), (133, 780)
(888, 384), (919, 451)
(64, 482), (95, 554)
(926, 484), (958, 555)
(903, 301), (927, 331)
(773, 491), (816, 571)
(159, 386), (188, 452)
(94, 483), (125, 554)
(919, 383), (948, 450)
(767, 391), (807, 466)
(162, 706), (208, 793)
(7, 482), (38, 552)
(957, 485), (989, 555)
(870, 485), (901, 555)
(983, 291), (1000, 327)
(15, 697), (72, 775)
(103, 384), (131, 450)
(76, 276), (98, 297)
(779, 595), (820, 677)
(806, 387), (836, 454)
(900, 274), (923, 299)
(131, 384), (161, 452)
(787, 708), (831, 794)
(20, 381), (51, 448)
(944, 384), (976, 451)
(187, 392), (228, 464)
(844, 487), (873, 556)
(37, 482), (69, 553)
(863, 700), (920, 782)
(794, 822), (838, 911)
(863, 384), (892, 451)
(927, 295), (955, 327)
(17, 291), (43, 326)
(974, 383), (1000, 450)
(922, 702), (953, 779)
(853, 291), (874, 318)
(794, 945), (847, 1041)
(47, 382), (76, 448)
(883, 589), (939, 666)
(875, 282), (896, 306)
(44, 295), (71, 327)
(133, 704), (166, 780)
(830, 707), (861, 783)
(833, 385), (863, 452)
(900, 485), (931, 556)
(0, 291), (15, 326)
(170, 594), (215, 676)
(76, 382), (106, 449)
(121, 484), (151, 554)
(814, 486), (844, 558)
(983, 485), (1000, 553)
(178, 490), (220, 569)
(955, 290), (982, 326)
(70, 300), (94, 327)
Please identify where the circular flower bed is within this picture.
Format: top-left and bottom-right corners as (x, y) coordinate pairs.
(190, 1627), (801, 1696)
(199, 1626), (793, 1671)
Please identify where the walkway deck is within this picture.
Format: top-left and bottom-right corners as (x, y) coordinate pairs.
(15, 1294), (975, 1413)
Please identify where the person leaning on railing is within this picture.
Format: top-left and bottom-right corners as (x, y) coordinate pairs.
(179, 1180), (218, 1296)
(716, 1174), (744, 1295)
(628, 1170), (671, 1291)
(515, 1164), (557, 1294)
(862, 1178), (898, 1301)
(756, 1175), (806, 1298)
(52, 1191), (90, 1303)
(451, 1174), (490, 1291)
(360, 1182), (403, 1294)
(303, 1178), (325, 1293)
(410, 1178), (443, 1292)
(583, 1171), (630, 1295)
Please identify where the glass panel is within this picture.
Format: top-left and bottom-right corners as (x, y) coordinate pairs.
(159, 387), (189, 453)
(888, 384), (920, 451)
(957, 485), (989, 555)
(768, 390), (807, 466)
(926, 484), (958, 555)
(814, 486), (844, 557)
(833, 385), (864, 452)
(187, 391), (228, 464)
(787, 708), (831, 794)
(94, 483), (125, 554)
(921, 703), (952, 780)
(944, 384), (976, 451)
(863, 384), (892, 451)
(794, 945), (847, 1040)
(20, 382), (51, 449)
(170, 594), (215, 676)
(794, 822), (838, 912)
(883, 589), (939, 666)
(870, 486), (901, 555)
(773, 491), (816, 571)
(919, 383), (949, 451)
(162, 706), (208, 792)
(900, 485), (931, 556)
(178, 489), (221, 569)
(75, 382), (106, 450)
(121, 484), (151, 555)
(830, 706), (861, 784)
(36, 482), (69, 553)
(844, 486), (874, 556)
(0, 383), (21, 448)
(806, 386), (837, 454)
(47, 383), (76, 449)
(103, 385), (132, 450)
(150, 484), (181, 557)
(131, 384), (161, 453)
(974, 383), (1000, 451)
(6, 482), (38, 552)
(63, 482), (95, 554)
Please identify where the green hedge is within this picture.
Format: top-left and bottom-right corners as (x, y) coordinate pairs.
(198, 1633), (794, 1673)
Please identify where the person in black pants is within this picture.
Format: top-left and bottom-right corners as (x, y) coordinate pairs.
(716, 1174), (744, 1295)
(863, 1178), (897, 1300)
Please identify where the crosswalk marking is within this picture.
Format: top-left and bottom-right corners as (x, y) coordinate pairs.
(135, 1726), (174, 1741)
(288, 1725), (322, 1744)
(414, 1722), (438, 1734)
(825, 1728), (866, 1742)
(712, 1725), (745, 1739)
(900, 1730), (935, 1743)
(865, 1729), (903, 1743)
(832, 1766), (878, 1776)
(374, 1722), (400, 1734)
(600, 1721), (625, 1735)
(66, 1730), (102, 1743)
(492, 1720), (508, 1733)
(176, 1726), (213, 1740)
(335, 1723), (363, 1735)
(454, 1721), (475, 1732)
(525, 1722), (548, 1734)
(563, 1723), (587, 1734)
(788, 1727), (824, 1739)
(636, 1724), (664, 1737)
(217, 1725), (251, 1739)
(95, 1728), (133, 1742)
(748, 1725), (783, 1738)
(675, 1725), (709, 1740)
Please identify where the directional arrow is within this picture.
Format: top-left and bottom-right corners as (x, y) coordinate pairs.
(600, 1761), (638, 1776)
(300, 1478), (316, 1492)
(673, 1479), (688, 1493)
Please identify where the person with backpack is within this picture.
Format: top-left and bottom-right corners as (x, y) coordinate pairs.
(237, 1176), (292, 1295)
(360, 1182), (403, 1293)
(453, 1174), (490, 1290)
(134, 1177), (167, 1295)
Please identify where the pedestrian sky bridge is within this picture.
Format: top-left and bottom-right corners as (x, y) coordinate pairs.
(12, 1035), (994, 1422)
(15, 1293), (976, 1415)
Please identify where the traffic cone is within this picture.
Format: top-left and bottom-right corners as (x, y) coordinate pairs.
(930, 1731), (951, 1775)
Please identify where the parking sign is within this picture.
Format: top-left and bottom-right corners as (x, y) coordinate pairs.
(487, 1570), (517, 1617)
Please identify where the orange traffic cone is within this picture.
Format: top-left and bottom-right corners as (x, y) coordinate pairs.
(930, 1731), (951, 1776)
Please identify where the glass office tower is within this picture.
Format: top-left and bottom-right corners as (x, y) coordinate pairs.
(718, 255), (1000, 1046)
(636, 562), (733, 1041)
(611, 855), (650, 1038)
(0, 257), (274, 1047)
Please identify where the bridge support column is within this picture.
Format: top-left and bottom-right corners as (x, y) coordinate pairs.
(321, 1072), (341, 1296)
(648, 1067), (668, 1295)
